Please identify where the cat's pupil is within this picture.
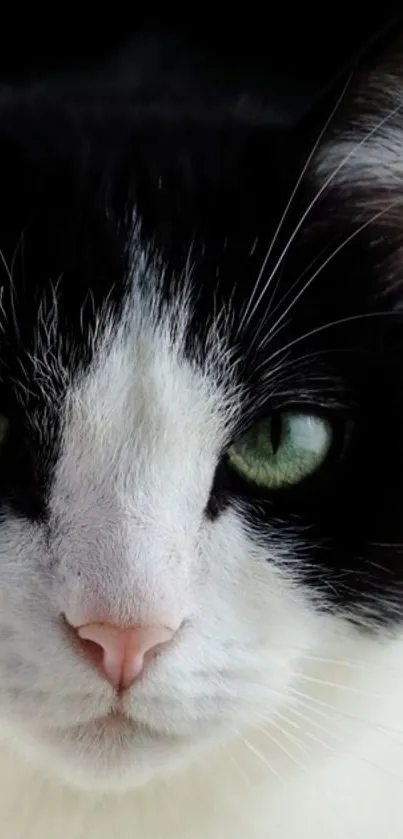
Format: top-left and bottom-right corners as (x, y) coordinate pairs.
(270, 413), (282, 455)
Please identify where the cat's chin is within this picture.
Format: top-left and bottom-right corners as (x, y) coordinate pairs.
(19, 712), (210, 793)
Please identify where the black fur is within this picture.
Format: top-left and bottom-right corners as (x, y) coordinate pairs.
(0, 46), (402, 625)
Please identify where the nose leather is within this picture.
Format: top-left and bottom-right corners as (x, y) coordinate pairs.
(76, 622), (176, 690)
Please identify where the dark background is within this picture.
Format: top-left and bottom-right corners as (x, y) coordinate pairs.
(0, 10), (401, 124)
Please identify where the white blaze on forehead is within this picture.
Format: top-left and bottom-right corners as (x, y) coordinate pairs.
(49, 277), (238, 628)
(59, 281), (236, 498)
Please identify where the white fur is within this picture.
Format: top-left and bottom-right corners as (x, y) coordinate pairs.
(314, 64), (403, 198)
(2, 627), (403, 838)
(0, 248), (403, 838)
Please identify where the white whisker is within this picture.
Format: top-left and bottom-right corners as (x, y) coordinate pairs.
(294, 671), (383, 696)
(219, 741), (255, 788)
(254, 198), (400, 355)
(238, 71), (355, 334)
(287, 685), (403, 738)
(254, 720), (308, 772)
(226, 724), (284, 784)
(240, 97), (403, 338)
(261, 308), (400, 371)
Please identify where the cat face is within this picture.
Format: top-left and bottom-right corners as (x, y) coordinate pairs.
(0, 54), (402, 792)
(0, 275), (323, 790)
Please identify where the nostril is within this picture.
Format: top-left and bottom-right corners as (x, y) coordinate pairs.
(78, 637), (104, 668)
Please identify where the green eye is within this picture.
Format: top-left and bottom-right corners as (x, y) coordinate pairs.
(227, 412), (332, 489)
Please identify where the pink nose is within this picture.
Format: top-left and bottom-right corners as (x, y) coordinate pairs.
(75, 622), (176, 691)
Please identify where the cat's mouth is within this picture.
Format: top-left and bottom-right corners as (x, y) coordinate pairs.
(39, 705), (155, 738)
(71, 709), (176, 742)
(96, 709), (131, 728)
(78, 710), (151, 734)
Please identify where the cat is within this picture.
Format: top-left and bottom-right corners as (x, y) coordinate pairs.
(0, 23), (403, 839)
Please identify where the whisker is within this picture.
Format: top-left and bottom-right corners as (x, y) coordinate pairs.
(257, 724), (308, 772)
(238, 71), (355, 334)
(298, 653), (392, 670)
(226, 724), (284, 784)
(258, 347), (349, 383)
(286, 685), (403, 738)
(262, 235), (341, 326)
(253, 708), (312, 766)
(254, 198), (400, 355)
(261, 308), (401, 371)
(267, 691), (403, 782)
(241, 97), (403, 338)
(279, 694), (354, 743)
(271, 708), (319, 757)
(272, 718), (315, 768)
(252, 709), (350, 837)
(219, 741), (255, 788)
(294, 671), (383, 696)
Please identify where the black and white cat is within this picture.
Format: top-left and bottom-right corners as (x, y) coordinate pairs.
(0, 25), (403, 839)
